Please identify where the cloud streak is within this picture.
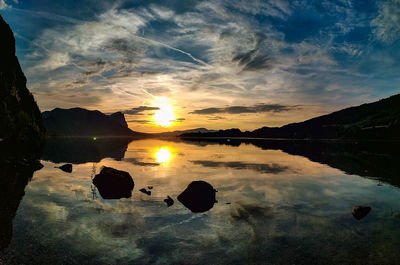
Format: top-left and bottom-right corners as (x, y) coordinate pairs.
(190, 104), (297, 114)
(123, 106), (159, 115)
(190, 160), (291, 174)
(5, 0), (400, 131)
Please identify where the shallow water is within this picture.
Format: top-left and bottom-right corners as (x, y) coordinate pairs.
(2, 138), (400, 264)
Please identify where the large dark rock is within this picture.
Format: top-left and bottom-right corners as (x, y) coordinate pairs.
(0, 15), (45, 143)
(352, 206), (371, 220)
(178, 180), (217, 213)
(93, 166), (134, 199)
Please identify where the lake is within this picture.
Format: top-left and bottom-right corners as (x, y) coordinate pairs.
(1, 138), (400, 264)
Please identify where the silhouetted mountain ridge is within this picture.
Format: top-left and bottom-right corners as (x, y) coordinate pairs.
(42, 107), (146, 137)
(182, 94), (400, 140)
(149, 128), (217, 137)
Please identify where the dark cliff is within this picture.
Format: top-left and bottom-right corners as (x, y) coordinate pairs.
(0, 15), (45, 142)
(42, 107), (146, 137)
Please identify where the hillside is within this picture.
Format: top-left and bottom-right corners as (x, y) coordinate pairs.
(182, 94), (400, 140)
(42, 108), (146, 137)
(0, 15), (45, 143)
(150, 128), (217, 137)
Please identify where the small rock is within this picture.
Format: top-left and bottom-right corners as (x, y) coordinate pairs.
(139, 188), (151, 196)
(57, 164), (72, 173)
(164, 196), (174, 207)
(352, 206), (371, 220)
(148, 186), (153, 190)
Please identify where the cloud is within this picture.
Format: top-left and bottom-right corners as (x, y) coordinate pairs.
(190, 104), (296, 114)
(371, 0), (400, 43)
(232, 33), (277, 71)
(0, 0), (10, 10)
(190, 160), (290, 174)
(127, 119), (153, 124)
(11, 0), (400, 122)
(123, 106), (159, 115)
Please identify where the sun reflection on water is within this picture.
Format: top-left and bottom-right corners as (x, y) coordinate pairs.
(154, 147), (173, 164)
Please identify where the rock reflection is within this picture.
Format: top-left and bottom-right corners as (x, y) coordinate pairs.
(164, 196), (174, 207)
(0, 143), (43, 250)
(92, 166), (134, 199)
(178, 181), (217, 213)
(56, 163), (72, 173)
(352, 206), (371, 220)
(42, 137), (133, 164)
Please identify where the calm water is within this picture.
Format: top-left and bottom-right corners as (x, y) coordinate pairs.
(2, 138), (400, 264)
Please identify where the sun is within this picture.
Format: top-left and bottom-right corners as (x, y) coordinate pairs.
(152, 97), (176, 127)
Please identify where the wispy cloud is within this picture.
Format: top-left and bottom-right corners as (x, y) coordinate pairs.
(0, 0), (10, 10)
(191, 160), (291, 174)
(371, 0), (400, 43)
(123, 106), (159, 115)
(5, 0), (400, 131)
(190, 104), (297, 114)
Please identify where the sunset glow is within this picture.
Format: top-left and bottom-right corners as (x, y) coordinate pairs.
(154, 147), (173, 163)
(152, 98), (175, 127)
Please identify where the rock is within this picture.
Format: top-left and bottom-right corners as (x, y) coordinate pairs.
(178, 180), (217, 213)
(92, 166), (134, 199)
(148, 186), (153, 190)
(352, 206), (371, 220)
(139, 188), (151, 196)
(0, 15), (45, 143)
(57, 163), (72, 173)
(164, 196), (174, 207)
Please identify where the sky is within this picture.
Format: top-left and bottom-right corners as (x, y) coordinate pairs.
(1, 0), (399, 132)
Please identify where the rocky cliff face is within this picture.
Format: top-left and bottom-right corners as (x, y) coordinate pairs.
(42, 108), (145, 137)
(0, 15), (45, 142)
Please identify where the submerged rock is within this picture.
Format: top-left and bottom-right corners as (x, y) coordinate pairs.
(352, 206), (371, 220)
(178, 180), (217, 213)
(57, 163), (72, 173)
(93, 166), (134, 199)
(139, 188), (151, 196)
(164, 196), (174, 207)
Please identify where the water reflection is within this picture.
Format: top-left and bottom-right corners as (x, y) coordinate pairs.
(42, 137), (133, 164)
(2, 139), (400, 264)
(154, 146), (173, 164)
(183, 138), (400, 187)
(0, 142), (42, 251)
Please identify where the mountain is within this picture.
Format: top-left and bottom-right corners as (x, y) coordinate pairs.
(181, 94), (400, 140)
(150, 128), (217, 137)
(0, 15), (45, 143)
(42, 108), (146, 137)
